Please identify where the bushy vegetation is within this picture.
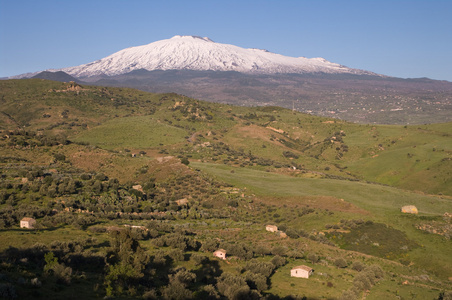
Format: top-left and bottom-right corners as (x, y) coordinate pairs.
(0, 79), (451, 299)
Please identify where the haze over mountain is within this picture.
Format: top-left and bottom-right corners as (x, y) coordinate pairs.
(11, 36), (452, 125)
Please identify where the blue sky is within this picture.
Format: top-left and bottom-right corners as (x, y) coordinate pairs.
(1, 0), (451, 81)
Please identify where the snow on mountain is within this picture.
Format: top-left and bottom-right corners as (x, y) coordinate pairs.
(15, 36), (377, 78)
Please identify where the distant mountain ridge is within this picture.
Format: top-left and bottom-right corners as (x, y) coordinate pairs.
(32, 71), (82, 83)
(8, 36), (452, 124)
(15, 35), (378, 78)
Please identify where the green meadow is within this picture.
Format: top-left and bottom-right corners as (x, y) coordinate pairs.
(72, 116), (188, 150)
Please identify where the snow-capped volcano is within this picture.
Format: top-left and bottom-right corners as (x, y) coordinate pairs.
(44, 35), (374, 78)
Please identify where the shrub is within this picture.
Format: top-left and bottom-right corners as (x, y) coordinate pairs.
(191, 253), (208, 266)
(254, 245), (271, 256)
(201, 239), (219, 252)
(271, 255), (287, 268)
(53, 263), (73, 285)
(271, 246), (287, 257)
(351, 261), (365, 272)
(216, 273), (249, 300)
(227, 200), (238, 208)
(334, 258), (347, 268)
(168, 249), (184, 262)
(244, 271), (268, 292)
(54, 153), (66, 161)
(152, 251), (167, 265)
(308, 253), (319, 264)
(80, 173), (91, 180)
(143, 289), (158, 300)
(283, 151), (299, 159)
(367, 264), (384, 279)
(339, 289), (359, 300)
(353, 272), (372, 291)
(243, 259), (275, 277)
(94, 173), (107, 181)
(162, 281), (193, 300)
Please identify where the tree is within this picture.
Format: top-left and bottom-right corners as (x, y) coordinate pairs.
(216, 273), (250, 300)
(105, 229), (150, 297)
(334, 258), (347, 268)
(43, 251), (72, 284)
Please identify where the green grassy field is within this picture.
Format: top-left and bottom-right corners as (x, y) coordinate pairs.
(72, 116), (188, 150)
(191, 161), (452, 279)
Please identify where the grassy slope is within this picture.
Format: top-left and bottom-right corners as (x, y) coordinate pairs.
(192, 162), (452, 279)
(2, 79), (450, 196)
(72, 116), (188, 150)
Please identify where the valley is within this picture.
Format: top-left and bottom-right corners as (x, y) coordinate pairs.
(0, 79), (451, 299)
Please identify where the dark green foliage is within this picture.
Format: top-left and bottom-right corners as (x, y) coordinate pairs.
(54, 153), (66, 161)
(243, 271), (268, 292)
(220, 242), (253, 260)
(227, 200), (239, 207)
(243, 259), (275, 277)
(105, 229), (150, 297)
(334, 258), (347, 268)
(282, 151), (299, 159)
(162, 280), (193, 299)
(201, 238), (219, 252)
(271, 246), (288, 257)
(351, 261), (365, 272)
(161, 268), (196, 299)
(271, 255), (287, 268)
(80, 173), (91, 180)
(308, 253), (319, 264)
(334, 222), (419, 259)
(216, 273), (250, 299)
(341, 264), (384, 299)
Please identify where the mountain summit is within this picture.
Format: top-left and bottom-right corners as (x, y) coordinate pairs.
(50, 35), (374, 78)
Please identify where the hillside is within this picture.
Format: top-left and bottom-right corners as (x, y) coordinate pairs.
(0, 79), (451, 299)
(1, 79), (450, 196)
(86, 70), (452, 125)
(12, 35), (452, 125)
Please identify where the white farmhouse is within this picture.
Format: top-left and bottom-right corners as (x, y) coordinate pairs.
(290, 265), (313, 278)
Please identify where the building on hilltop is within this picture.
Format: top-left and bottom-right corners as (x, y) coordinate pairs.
(20, 217), (36, 229)
(290, 265), (313, 278)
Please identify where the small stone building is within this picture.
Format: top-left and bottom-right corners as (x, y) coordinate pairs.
(290, 265), (313, 278)
(401, 205), (418, 214)
(278, 231), (288, 238)
(20, 217), (36, 229)
(175, 198), (189, 206)
(266, 225), (278, 232)
(213, 249), (227, 260)
(132, 185), (143, 192)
